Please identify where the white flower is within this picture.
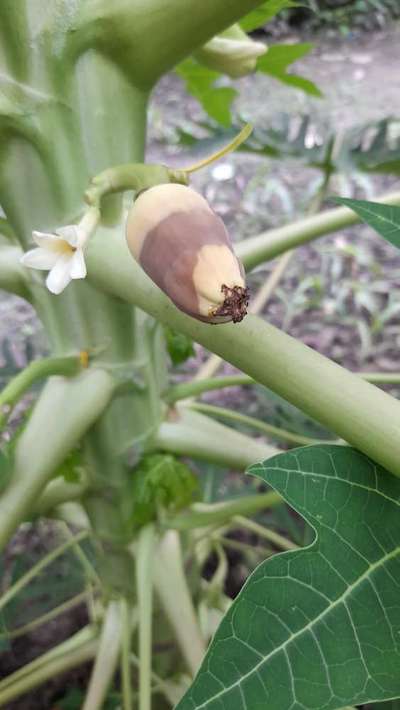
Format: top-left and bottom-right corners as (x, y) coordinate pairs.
(20, 225), (87, 295)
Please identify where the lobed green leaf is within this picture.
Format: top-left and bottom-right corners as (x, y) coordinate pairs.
(177, 446), (400, 710)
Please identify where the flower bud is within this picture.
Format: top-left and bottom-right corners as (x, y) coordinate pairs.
(194, 27), (267, 78)
(126, 184), (249, 324)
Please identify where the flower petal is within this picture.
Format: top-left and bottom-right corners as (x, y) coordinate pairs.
(46, 254), (73, 294)
(70, 248), (87, 279)
(20, 247), (59, 270)
(33, 231), (72, 254)
(56, 225), (80, 248)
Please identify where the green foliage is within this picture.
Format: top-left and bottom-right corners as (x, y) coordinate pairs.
(131, 454), (199, 529)
(296, 0), (400, 34)
(164, 325), (195, 366)
(175, 59), (237, 127)
(334, 198), (400, 252)
(240, 0), (298, 32)
(55, 447), (84, 484)
(0, 451), (11, 494)
(257, 43), (322, 97)
(176, 43), (320, 125)
(178, 446), (400, 709)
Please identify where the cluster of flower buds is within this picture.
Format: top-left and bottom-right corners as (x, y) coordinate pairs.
(126, 184), (249, 324)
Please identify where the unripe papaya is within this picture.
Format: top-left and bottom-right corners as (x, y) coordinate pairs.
(126, 184), (249, 324)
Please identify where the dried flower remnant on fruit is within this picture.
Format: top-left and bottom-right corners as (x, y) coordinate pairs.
(214, 285), (249, 323)
(126, 184), (249, 324)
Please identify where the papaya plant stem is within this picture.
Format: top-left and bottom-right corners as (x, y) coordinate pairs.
(165, 371), (400, 404)
(0, 530), (88, 613)
(83, 599), (123, 710)
(33, 476), (89, 517)
(153, 531), (206, 677)
(166, 491), (282, 531)
(156, 407), (278, 468)
(136, 525), (157, 710)
(237, 189), (400, 271)
(1, 591), (89, 641)
(186, 402), (333, 447)
(232, 516), (298, 551)
(121, 598), (134, 710)
(73, 0), (267, 89)
(0, 355), (84, 429)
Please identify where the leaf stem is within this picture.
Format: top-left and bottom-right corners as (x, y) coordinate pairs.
(165, 371), (400, 404)
(153, 531), (206, 676)
(0, 369), (115, 550)
(83, 599), (123, 710)
(136, 524), (157, 710)
(232, 515), (298, 551)
(59, 521), (100, 586)
(33, 476), (89, 517)
(0, 590), (89, 640)
(166, 491), (282, 531)
(0, 627), (97, 704)
(121, 598), (134, 710)
(183, 123), (252, 173)
(0, 530), (89, 613)
(187, 401), (333, 447)
(0, 354), (83, 429)
(156, 407), (278, 469)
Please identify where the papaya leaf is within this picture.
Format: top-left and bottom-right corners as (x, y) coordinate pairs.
(240, 1), (298, 32)
(257, 43), (322, 97)
(131, 454), (198, 529)
(334, 198), (400, 252)
(175, 59), (237, 127)
(177, 446), (400, 710)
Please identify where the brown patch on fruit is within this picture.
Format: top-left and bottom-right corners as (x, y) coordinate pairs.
(139, 209), (231, 318)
